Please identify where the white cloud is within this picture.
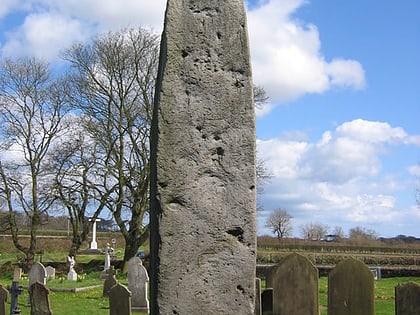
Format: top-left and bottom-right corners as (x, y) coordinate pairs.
(2, 13), (88, 60)
(258, 119), (420, 236)
(247, 0), (366, 115)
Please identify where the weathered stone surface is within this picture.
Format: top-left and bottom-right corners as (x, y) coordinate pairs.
(127, 257), (149, 312)
(0, 285), (7, 315)
(150, 0), (256, 314)
(109, 283), (132, 315)
(328, 258), (375, 315)
(29, 282), (52, 315)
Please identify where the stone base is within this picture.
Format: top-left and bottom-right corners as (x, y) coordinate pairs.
(100, 270), (108, 280)
(67, 270), (78, 281)
(132, 306), (149, 313)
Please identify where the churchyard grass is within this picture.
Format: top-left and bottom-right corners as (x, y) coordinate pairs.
(0, 271), (148, 315)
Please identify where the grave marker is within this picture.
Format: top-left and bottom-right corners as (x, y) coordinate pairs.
(0, 285), (7, 315)
(29, 263), (46, 286)
(109, 283), (131, 315)
(150, 0), (257, 313)
(29, 282), (52, 315)
(103, 267), (117, 297)
(272, 253), (319, 315)
(328, 258), (374, 315)
(395, 282), (420, 315)
(127, 257), (149, 312)
(45, 267), (55, 280)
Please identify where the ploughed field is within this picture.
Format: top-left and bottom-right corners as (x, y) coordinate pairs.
(257, 237), (420, 277)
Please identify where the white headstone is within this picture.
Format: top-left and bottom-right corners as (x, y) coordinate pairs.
(67, 256), (77, 281)
(45, 266), (55, 280)
(127, 257), (149, 312)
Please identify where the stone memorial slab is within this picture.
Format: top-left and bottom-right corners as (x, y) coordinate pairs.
(272, 253), (319, 315)
(150, 0), (256, 313)
(29, 262), (47, 286)
(103, 267), (117, 297)
(127, 257), (149, 312)
(328, 258), (374, 315)
(395, 282), (420, 315)
(0, 285), (7, 315)
(29, 281), (52, 315)
(45, 266), (55, 280)
(109, 283), (131, 315)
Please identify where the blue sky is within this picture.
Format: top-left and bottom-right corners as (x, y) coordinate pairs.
(0, 0), (419, 238)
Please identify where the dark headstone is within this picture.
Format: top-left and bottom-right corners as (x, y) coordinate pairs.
(273, 253), (319, 315)
(109, 283), (131, 315)
(102, 267), (117, 297)
(149, 0), (256, 314)
(261, 288), (273, 315)
(255, 278), (261, 315)
(328, 258), (374, 315)
(0, 285), (7, 315)
(395, 282), (420, 315)
(29, 282), (52, 315)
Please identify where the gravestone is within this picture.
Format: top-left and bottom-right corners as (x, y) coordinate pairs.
(0, 285), (7, 315)
(67, 256), (77, 281)
(89, 218), (101, 250)
(102, 267), (117, 297)
(395, 282), (420, 315)
(109, 283), (132, 315)
(29, 282), (52, 315)
(328, 258), (374, 315)
(255, 278), (261, 315)
(9, 270), (23, 315)
(45, 267), (55, 280)
(127, 257), (149, 312)
(29, 263), (47, 286)
(272, 253), (319, 315)
(149, 0), (256, 314)
(261, 288), (273, 315)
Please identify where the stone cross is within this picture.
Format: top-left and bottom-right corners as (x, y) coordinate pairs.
(149, 0), (257, 313)
(9, 280), (23, 315)
(127, 257), (149, 312)
(0, 285), (7, 315)
(89, 218), (101, 250)
(29, 282), (52, 315)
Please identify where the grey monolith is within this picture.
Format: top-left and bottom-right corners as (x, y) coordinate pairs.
(150, 0), (256, 314)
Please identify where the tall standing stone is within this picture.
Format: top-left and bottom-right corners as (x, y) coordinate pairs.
(150, 0), (256, 314)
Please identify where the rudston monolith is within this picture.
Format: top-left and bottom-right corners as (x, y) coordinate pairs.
(150, 0), (256, 314)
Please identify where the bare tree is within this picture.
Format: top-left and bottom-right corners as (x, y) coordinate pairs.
(300, 222), (329, 241)
(349, 226), (378, 240)
(332, 226), (345, 239)
(265, 208), (293, 239)
(0, 57), (69, 270)
(62, 27), (159, 263)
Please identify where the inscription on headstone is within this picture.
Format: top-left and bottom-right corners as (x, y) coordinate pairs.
(150, 0), (257, 314)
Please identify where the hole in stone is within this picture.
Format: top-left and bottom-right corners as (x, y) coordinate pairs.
(216, 147), (224, 156)
(237, 285), (245, 293)
(196, 125), (202, 132)
(227, 227), (244, 242)
(182, 49), (189, 58)
(214, 134), (221, 141)
(216, 32), (222, 39)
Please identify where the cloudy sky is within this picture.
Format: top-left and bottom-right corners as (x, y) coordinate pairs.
(1, 0), (419, 238)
